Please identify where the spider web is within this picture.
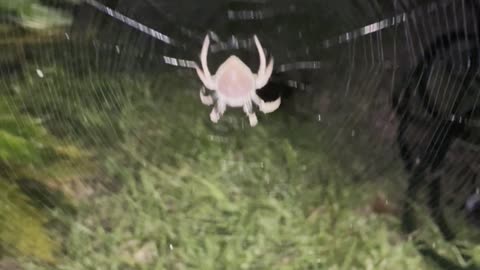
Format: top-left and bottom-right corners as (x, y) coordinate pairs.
(1, 0), (480, 269)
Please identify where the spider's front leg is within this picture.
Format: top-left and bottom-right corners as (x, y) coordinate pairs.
(200, 86), (214, 105)
(243, 101), (258, 127)
(210, 99), (226, 123)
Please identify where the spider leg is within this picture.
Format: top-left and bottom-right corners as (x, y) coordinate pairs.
(243, 101), (258, 127)
(255, 58), (274, 89)
(253, 35), (274, 89)
(210, 99), (226, 123)
(254, 35), (266, 76)
(200, 86), (214, 105)
(252, 92), (281, 114)
(195, 35), (216, 90)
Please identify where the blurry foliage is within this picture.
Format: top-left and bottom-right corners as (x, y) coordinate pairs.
(0, 96), (93, 263)
(8, 62), (478, 269)
(0, 97), (92, 181)
(0, 180), (59, 264)
(20, 69), (435, 270)
(0, 40), (129, 264)
(0, 0), (76, 31)
(12, 64), (127, 147)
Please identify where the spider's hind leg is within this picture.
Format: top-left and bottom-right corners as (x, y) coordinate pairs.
(200, 86), (214, 105)
(252, 91), (281, 114)
(243, 101), (258, 127)
(210, 99), (226, 123)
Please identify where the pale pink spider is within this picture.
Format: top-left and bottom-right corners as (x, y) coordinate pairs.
(194, 34), (281, 127)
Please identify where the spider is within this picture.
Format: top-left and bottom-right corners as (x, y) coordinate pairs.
(83, 0), (321, 128)
(194, 34), (281, 127)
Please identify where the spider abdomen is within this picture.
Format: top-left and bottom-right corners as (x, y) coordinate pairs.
(216, 56), (255, 99)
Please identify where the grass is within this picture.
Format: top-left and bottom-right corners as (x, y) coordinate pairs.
(12, 65), (439, 269)
(0, 2), (478, 268)
(1, 38), (477, 268)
